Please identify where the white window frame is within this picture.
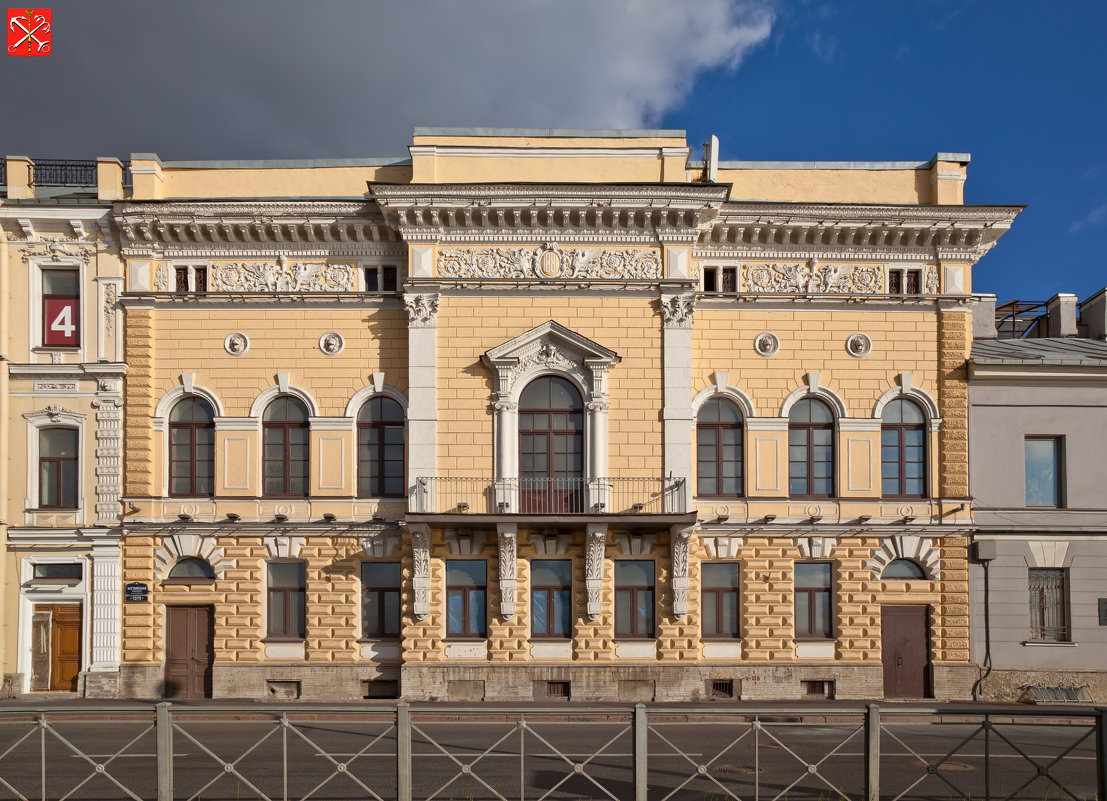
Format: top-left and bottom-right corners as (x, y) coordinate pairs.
(359, 260), (402, 293)
(29, 256), (86, 360)
(23, 407), (86, 520)
(701, 264), (738, 294)
(887, 264), (925, 296)
(169, 261), (211, 293)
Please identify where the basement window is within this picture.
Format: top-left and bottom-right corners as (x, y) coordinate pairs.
(802, 680), (835, 699)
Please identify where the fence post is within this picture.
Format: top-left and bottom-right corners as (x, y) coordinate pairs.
(865, 704), (880, 801)
(634, 704), (648, 801)
(397, 702), (412, 801)
(1096, 707), (1107, 801)
(156, 702), (173, 801)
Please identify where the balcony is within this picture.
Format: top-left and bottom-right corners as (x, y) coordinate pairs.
(410, 476), (688, 517)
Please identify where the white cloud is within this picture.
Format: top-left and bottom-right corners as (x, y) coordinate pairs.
(1069, 202), (1107, 234)
(1, 0), (774, 159)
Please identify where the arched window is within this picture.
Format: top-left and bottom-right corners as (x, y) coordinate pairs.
(697, 398), (744, 497)
(358, 397), (405, 498)
(881, 398), (926, 498)
(519, 376), (583, 513)
(39, 428), (78, 508)
(788, 398), (834, 498)
(263, 396), (309, 497)
(169, 397), (215, 497)
(168, 557), (216, 580)
(882, 559), (926, 580)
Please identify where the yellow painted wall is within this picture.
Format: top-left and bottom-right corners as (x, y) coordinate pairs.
(436, 295), (663, 476)
(720, 168), (931, 204)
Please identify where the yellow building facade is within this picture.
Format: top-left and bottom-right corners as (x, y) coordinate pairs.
(2, 130), (1020, 701)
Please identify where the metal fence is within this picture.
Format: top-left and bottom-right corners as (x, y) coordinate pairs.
(411, 476), (688, 515)
(0, 703), (1102, 801)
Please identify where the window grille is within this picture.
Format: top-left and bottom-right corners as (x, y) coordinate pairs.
(546, 681), (571, 699)
(1029, 568), (1069, 641)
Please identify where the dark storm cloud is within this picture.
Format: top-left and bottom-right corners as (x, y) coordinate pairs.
(2, 0), (772, 160)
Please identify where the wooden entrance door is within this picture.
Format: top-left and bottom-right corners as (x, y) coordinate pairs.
(31, 604), (82, 692)
(881, 605), (929, 698)
(165, 606), (214, 698)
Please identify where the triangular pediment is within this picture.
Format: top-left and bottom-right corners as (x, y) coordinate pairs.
(482, 321), (619, 402)
(485, 321), (617, 364)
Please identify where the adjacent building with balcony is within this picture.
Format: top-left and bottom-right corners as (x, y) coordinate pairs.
(968, 292), (1107, 702)
(0, 156), (128, 696)
(4, 129), (1021, 701)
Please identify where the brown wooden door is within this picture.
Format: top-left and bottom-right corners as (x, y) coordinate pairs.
(165, 606), (214, 698)
(881, 605), (929, 698)
(31, 604), (82, 691)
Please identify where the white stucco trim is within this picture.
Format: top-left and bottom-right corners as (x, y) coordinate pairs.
(247, 382), (320, 419)
(779, 380), (848, 419)
(691, 383), (756, 419)
(23, 406), (87, 521)
(872, 376), (942, 432)
(343, 381), (410, 418)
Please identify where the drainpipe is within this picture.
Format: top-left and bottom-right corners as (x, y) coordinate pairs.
(0, 224), (10, 684)
(971, 542), (996, 701)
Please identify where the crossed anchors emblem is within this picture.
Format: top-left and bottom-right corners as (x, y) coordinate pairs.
(8, 11), (51, 56)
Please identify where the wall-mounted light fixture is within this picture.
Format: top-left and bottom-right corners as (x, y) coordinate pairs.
(632, 503), (645, 513)
(274, 513), (289, 523)
(322, 513), (337, 522)
(857, 514), (872, 523)
(177, 513), (192, 522)
(457, 502), (470, 512)
(762, 514), (777, 523)
(808, 514), (823, 523)
(226, 512), (241, 522)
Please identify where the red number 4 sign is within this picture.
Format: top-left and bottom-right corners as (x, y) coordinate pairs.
(7, 8), (51, 57)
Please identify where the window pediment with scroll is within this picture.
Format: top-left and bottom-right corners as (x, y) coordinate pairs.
(482, 320), (619, 406)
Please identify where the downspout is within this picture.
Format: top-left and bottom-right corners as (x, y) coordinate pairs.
(971, 557), (993, 701)
(0, 224), (10, 687)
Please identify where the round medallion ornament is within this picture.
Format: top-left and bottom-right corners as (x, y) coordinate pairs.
(846, 333), (872, 358)
(224, 332), (249, 356)
(753, 332), (780, 357)
(533, 243), (565, 280)
(319, 332), (344, 356)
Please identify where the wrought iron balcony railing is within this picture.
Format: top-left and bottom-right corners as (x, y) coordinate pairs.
(411, 476), (687, 515)
(31, 158), (97, 186)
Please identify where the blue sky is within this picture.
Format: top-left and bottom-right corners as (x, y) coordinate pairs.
(666, 1), (1107, 303)
(3, 1), (1104, 302)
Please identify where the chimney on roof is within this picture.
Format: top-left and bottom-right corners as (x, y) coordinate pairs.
(1080, 288), (1107, 341)
(1046, 293), (1078, 338)
(972, 294), (998, 339)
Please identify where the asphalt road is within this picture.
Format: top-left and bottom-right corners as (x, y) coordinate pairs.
(0, 710), (1097, 800)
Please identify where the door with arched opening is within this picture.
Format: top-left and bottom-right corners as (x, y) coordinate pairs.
(519, 376), (584, 513)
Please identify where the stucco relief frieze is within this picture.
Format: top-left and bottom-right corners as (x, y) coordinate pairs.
(743, 261), (883, 294)
(437, 244), (662, 281)
(19, 238), (94, 266)
(208, 256), (356, 292)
